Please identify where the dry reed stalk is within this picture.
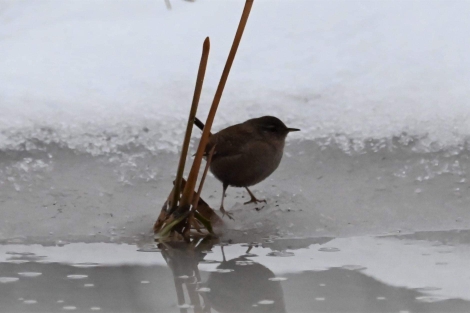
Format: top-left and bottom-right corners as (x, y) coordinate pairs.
(155, 0), (254, 238)
(154, 38), (209, 236)
(158, 146), (216, 239)
(179, 0), (254, 206)
(171, 37), (210, 214)
(192, 145), (215, 209)
(182, 145), (216, 239)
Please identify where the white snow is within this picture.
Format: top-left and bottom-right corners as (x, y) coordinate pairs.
(1, 0), (470, 152)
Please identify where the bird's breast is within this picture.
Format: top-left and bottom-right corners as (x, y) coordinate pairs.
(210, 140), (284, 187)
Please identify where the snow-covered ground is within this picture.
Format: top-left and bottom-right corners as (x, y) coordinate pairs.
(2, 0), (470, 150)
(1, 0), (470, 241)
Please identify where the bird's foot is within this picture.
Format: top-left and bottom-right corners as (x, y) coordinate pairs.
(243, 187), (267, 206)
(220, 206), (234, 220)
(243, 196), (267, 205)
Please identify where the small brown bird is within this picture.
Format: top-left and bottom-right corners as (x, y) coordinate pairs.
(202, 116), (300, 219)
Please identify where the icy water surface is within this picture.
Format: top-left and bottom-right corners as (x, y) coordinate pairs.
(1, 230), (470, 313)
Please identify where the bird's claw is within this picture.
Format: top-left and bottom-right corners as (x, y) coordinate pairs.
(223, 212), (235, 220)
(220, 206), (235, 220)
(244, 197), (267, 205)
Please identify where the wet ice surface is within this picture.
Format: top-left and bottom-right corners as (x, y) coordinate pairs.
(1, 230), (470, 313)
(2, 139), (470, 313)
(1, 140), (470, 242)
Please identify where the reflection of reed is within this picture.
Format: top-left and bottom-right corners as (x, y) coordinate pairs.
(159, 236), (216, 313)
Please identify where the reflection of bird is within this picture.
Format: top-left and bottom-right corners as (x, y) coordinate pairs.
(206, 254), (286, 313)
(198, 116), (300, 219)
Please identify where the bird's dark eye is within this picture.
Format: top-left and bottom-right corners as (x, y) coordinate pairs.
(262, 125), (277, 132)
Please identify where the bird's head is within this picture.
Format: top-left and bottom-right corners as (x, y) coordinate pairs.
(245, 116), (300, 140)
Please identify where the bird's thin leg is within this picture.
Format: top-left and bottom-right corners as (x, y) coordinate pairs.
(220, 183), (234, 220)
(221, 246), (227, 262)
(244, 187), (267, 205)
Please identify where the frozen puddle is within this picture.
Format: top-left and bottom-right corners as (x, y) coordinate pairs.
(1, 230), (470, 312)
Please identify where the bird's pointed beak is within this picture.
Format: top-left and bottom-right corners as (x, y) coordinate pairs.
(287, 127), (301, 132)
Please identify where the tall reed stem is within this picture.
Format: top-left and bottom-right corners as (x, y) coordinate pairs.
(180, 0), (254, 207)
(171, 38), (210, 213)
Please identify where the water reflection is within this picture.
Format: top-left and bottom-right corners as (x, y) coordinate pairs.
(205, 250), (286, 313)
(1, 230), (470, 312)
(158, 237), (286, 313)
(159, 236), (216, 313)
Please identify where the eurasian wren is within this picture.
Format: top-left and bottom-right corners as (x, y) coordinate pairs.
(202, 116), (300, 219)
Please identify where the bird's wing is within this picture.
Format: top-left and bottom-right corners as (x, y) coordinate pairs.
(206, 124), (255, 159)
